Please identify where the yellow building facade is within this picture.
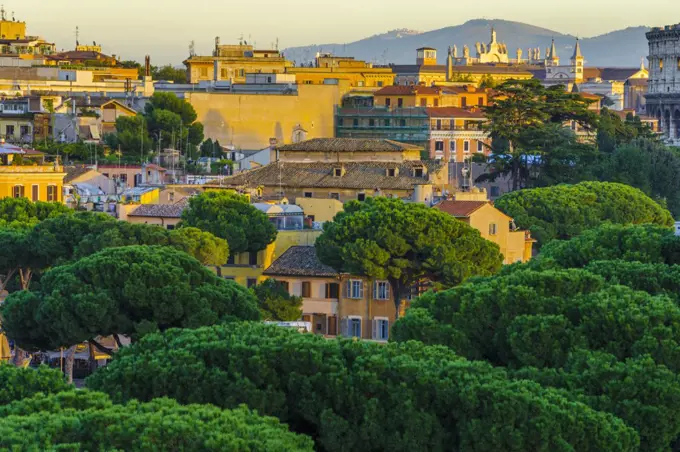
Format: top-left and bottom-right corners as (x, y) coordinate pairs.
(185, 83), (350, 150)
(219, 229), (322, 287)
(0, 17), (26, 40)
(435, 194), (534, 264)
(0, 162), (65, 202)
(287, 55), (394, 89)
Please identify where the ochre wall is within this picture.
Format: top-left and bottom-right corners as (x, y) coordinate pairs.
(0, 172), (64, 202)
(185, 83), (350, 150)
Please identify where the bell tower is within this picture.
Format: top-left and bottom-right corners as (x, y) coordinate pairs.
(571, 38), (584, 82)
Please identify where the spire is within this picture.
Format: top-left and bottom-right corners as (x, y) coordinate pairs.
(640, 56), (646, 71)
(571, 38), (583, 60)
(490, 27), (497, 45)
(549, 38), (558, 60)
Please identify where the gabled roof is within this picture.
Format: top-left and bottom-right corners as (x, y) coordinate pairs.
(583, 67), (643, 82)
(217, 160), (442, 191)
(263, 246), (338, 277)
(64, 165), (97, 183)
(275, 138), (422, 153)
(128, 199), (188, 218)
(434, 200), (489, 218)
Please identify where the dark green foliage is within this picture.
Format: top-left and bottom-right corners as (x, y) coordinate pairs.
(0, 391), (313, 451)
(494, 181), (674, 246)
(539, 223), (673, 268)
(596, 139), (680, 216)
(30, 211), (229, 267)
(252, 278), (303, 321)
(181, 191), (277, 253)
(480, 79), (598, 190)
(316, 197), (502, 316)
(585, 260), (680, 301)
(0, 365), (70, 405)
(88, 322), (637, 452)
(0, 197), (71, 228)
(0, 246), (259, 350)
(393, 265), (680, 449)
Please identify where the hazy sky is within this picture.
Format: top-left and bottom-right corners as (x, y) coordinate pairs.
(14, 0), (677, 65)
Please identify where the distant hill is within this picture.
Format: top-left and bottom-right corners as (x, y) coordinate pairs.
(282, 19), (650, 68)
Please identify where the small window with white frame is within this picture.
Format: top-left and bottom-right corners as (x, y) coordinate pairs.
(450, 141), (456, 152)
(346, 279), (364, 299)
(489, 223), (498, 235)
(463, 141), (470, 153)
(374, 281), (390, 300)
(372, 317), (389, 341)
(477, 141), (484, 152)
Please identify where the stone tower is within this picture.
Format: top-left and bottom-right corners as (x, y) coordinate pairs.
(546, 39), (560, 67)
(570, 38), (584, 82)
(646, 24), (680, 145)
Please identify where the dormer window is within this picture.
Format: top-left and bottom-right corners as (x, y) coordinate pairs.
(413, 167), (424, 178)
(333, 167), (345, 177)
(386, 168), (398, 177)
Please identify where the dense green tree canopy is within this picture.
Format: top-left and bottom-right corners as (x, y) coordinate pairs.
(316, 197), (503, 317)
(252, 279), (303, 321)
(181, 191), (277, 254)
(494, 181), (673, 246)
(0, 246), (259, 351)
(0, 364), (70, 405)
(88, 322), (637, 452)
(0, 391), (313, 451)
(0, 197), (71, 228)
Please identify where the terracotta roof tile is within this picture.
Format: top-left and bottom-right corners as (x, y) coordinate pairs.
(275, 138), (422, 153)
(129, 199), (188, 218)
(264, 246), (338, 277)
(434, 200), (488, 217)
(218, 161), (442, 191)
(64, 165), (95, 183)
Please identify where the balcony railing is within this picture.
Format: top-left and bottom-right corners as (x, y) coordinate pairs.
(430, 125), (486, 132)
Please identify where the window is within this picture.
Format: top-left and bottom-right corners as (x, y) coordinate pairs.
(333, 168), (343, 177)
(420, 98), (427, 107)
(166, 224), (175, 230)
(301, 281), (311, 298)
(227, 254), (235, 265)
(397, 98), (403, 107)
(20, 125), (29, 137)
(325, 283), (339, 299)
(435, 141), (444, 151)
(384, 118), (391, 127)
(374, 281), (390, 300)
(347, 279), (364, 299)
(329, 193), (339, 200)
(489, 223), (498, 235)
(248, 251), (258, 266)
(477, 141), (484, 152)
(223, 276), (235, 281)
(280, 281), (290, 293)
(31, 185), (39, 202)
(357, 193), (366, 201)
(373, 318), (389, 341)
(490, 186), (500, 198)
(377, 81), (383, 87)
(352, 118), (358, 127)
(478, 97), (484, 106)
(450, 141), (456, 152)
(434, 98), (439, 107)
(464, 141), (470, 153)
(435, 119), (442, 130)
(660, 58), (664, 71)
(399, 119), (406, 127)
(678, 57), (680, 70)
(304, 192), (313, 198)
(337, 118), (344, 127)
(414, 167), (424, 178)
(461, 97), (467, 108)
(47, 185), (57, 202)
(238, 69), (245, 77)
(347, 317), (361, 338)
(385, 98), (391, 107)
(12, 185), (24, 198)
(6, 125), (14, 137)
(247, 278), (257, 289)
(387, 168), (396, 177)
(369, 119), (375, 127)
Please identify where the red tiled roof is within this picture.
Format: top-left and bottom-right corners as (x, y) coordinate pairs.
(425, 107), (486, 119)
(434, 200), (488, 217)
